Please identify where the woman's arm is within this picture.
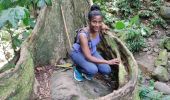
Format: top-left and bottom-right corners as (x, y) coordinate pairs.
(79, 33), (119, 65)
(79, 33), (107, 64)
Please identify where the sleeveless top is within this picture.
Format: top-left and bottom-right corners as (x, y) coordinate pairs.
(72, 29), (101, 54)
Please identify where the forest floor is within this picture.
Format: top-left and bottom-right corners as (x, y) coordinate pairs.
(34, 65), (114, 99)
(134, 26), (168, 71)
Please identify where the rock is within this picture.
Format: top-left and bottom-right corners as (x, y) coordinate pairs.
(168, 61), (170, 68)
(149, 42), (155, 48)
(154, 81), (170, 94)
(155, 49), (168, 67)
(162, 95), (170, 100)
(168, 53), (170, 60)
(143, 48), (148, 52)
(165, 1), (170, 7)
(51, 70), (112, 99)
(148, 38), (153, 42)
(153, 66), (169, 81)
(164, 37), (170, 51)
(168, 61), (170, 73)
(154, 48), (159, 53)
(154, 30), (162, 39)
(147, 50), (152, 55)
(160, 6), (170, 19)
(166, 31), (170, 37)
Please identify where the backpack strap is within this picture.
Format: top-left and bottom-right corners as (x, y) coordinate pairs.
(74, 27), (91, 44)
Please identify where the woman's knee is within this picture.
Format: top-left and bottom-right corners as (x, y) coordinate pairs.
(84, 64), (98, 75)
(98, 64), (111, 75)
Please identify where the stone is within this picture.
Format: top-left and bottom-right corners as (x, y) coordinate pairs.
(166, 31), (170, 37)
(153, 66), (169, 81)
(51, 70), (112, 99)
(167, 61), (170, 73)
(154, 48), (159, 53)
(148, 38), (153, 42)
(155, 49), (168, 67)
(164, 37), (170, 51)
(143, 48), (148, 52)
(160, 6), (170, 19)
(147, 50), (152, 55)
(168, 61), (170, 68)
(154, 81), (170, 95)
(162, 95), (170, 100)
(168, 53), (170, 60)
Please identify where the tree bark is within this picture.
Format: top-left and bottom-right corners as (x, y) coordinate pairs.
(28, 0), (90, 66)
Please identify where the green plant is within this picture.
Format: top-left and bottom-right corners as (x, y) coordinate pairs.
(139, 80), (163, 100)
(114, 15), (146, 52)
(140, 24), (152, 37)
(0, 0), (52, 11)
(139, 10), (153, 18)
(116, 0), (141, 17)
(150, 0), (164, 10)
(151, 17), (167, 28)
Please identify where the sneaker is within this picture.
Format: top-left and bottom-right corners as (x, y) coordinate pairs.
(82, 73), (93, 80)
(73, 67), (84, 82)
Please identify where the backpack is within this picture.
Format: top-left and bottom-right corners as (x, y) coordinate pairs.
(74, 27), (91, 44)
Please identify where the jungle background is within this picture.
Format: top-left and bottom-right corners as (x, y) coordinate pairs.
(1, 0), (170, 99)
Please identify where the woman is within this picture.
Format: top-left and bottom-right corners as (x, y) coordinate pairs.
(69, 4), (120, 81)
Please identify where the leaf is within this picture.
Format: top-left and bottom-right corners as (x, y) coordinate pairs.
(0, 6), (29, 28)
(141, 28), (147, 36)
(12, 36), (22, 49)
(23, 9), (30, 26)
(1, 32), (11, 41)
(115, 21), (125, 30)
(45, 0), (52, 6)
(55, 63), (73, 68)
(22, 31), (30, 39)
(129, 15), (139, 26)
(37, 0), (46, 8)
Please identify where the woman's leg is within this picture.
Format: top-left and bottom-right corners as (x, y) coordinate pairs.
(70, 51), (98, 76)
(92, 51), (111, 75)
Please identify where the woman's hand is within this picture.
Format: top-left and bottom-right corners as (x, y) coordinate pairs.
(107, 58), (120, 65)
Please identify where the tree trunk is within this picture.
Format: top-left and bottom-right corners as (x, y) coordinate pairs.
(28, 0), (90, 66)
(0, 42), (34, 99)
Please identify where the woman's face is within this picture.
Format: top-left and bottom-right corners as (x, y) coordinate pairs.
(89, 15), (103, 33)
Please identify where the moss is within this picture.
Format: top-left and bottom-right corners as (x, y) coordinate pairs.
(155, 49), (168, 67)
(0, 73), (18, 99)
(0, 49), (34, 100)
(11, 52), (34, 100)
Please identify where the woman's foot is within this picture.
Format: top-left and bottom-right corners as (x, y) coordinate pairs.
(73, 67), (85, 81)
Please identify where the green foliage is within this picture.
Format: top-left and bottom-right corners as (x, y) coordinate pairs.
(151, 17), (167, 28)
(139, 80), (163, 100)
(116, 0), (141, 17)
(114, 15), (146, 52)
(140, 24), (152, 37)
(129, 15), (139, 26)
(115, 21), (125, 30)
(151, 0), (163, 6)
(0, 0), (52, 11)
(139, 10), (153, 18)
(125, 30), (145, 52)
(0, 0), (32, 11)
(0, 6), (30, 28)
(12, 34), (22, 50)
